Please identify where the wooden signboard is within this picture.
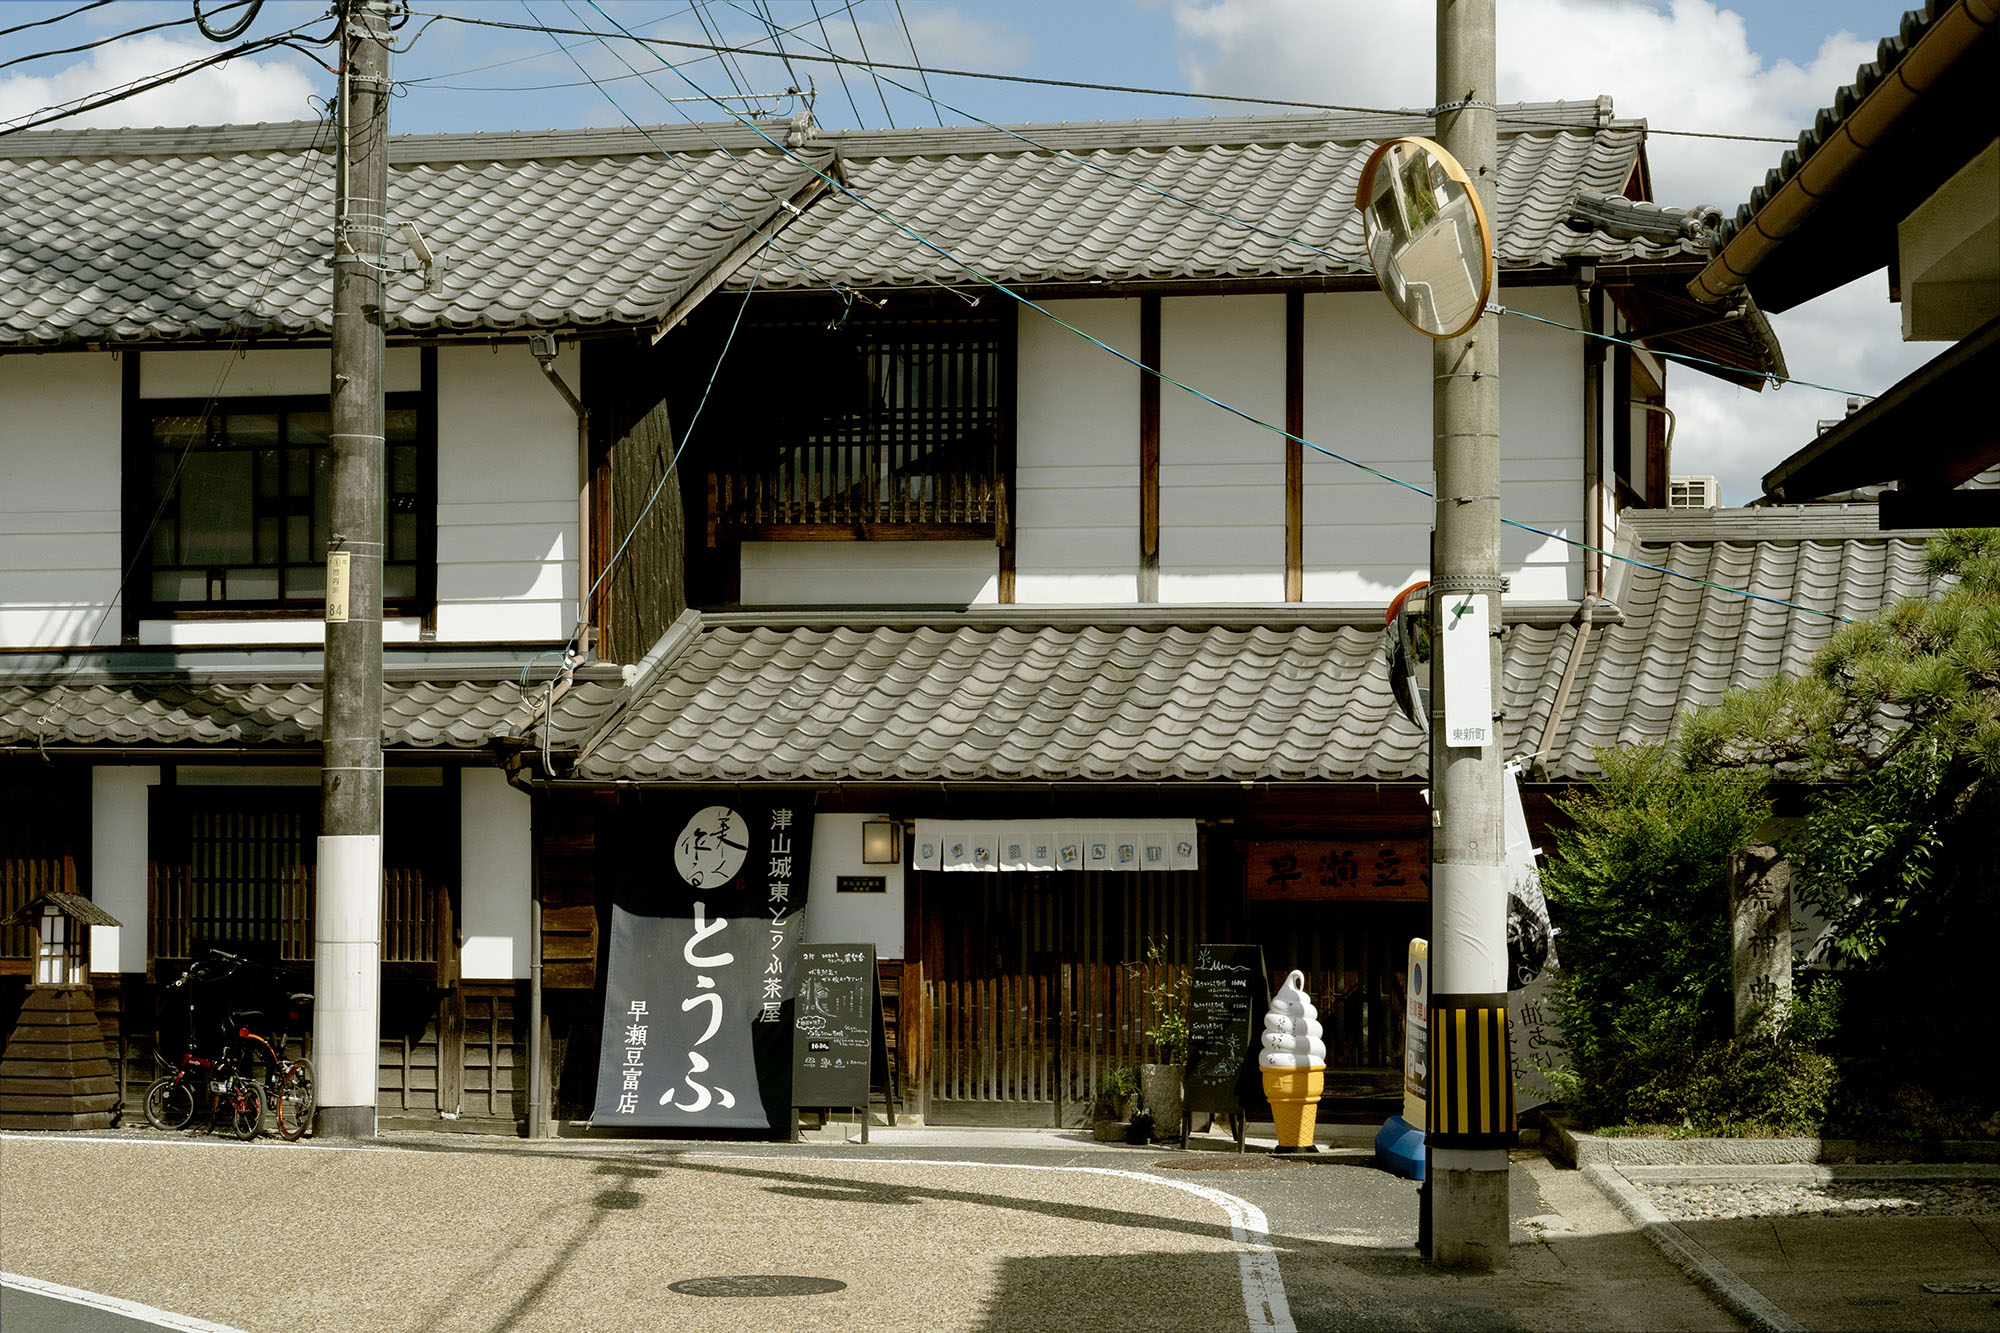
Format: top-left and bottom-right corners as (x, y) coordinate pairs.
(1181, 942), (1270, 1151)
(790, 942), (892, 1143)
(1243, 839), (1429, 902)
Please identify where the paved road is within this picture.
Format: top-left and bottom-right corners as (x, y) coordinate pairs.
(1, 1127), (1741, 1332)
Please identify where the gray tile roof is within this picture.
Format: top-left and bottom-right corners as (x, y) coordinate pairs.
(561, 510), (1944, 787)
(1, 102), (1698, 348)
(567, 608), (1574, 785)
(0, 663), (624, 753)
(1526, 508), (1946, 778)
(741, 105), (1691, 292)
(0, 120), (826, 346)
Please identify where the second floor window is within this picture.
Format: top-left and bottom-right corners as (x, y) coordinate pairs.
(136, 394), (431, 614)
(697, 306), (1010, 541)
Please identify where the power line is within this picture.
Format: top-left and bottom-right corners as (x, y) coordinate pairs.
(0, 1), (114, 42)
(844, 2), (893, 128)
(33, 110), (338, 736)
(890, 0), (943, 129)
(514, 0), (824, 288)
(715, 1), (1865, 400)
(807, 0), (863, 127)
(0, 25), (324, 136)
(578, 0), (1858, 624)
(0, 1), (260, 73)
(408, 9), (1799, 144)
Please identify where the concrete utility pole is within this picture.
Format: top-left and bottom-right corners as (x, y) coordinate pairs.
(1428, 0), (1513, 1269)
(317, 0), (394, 1140)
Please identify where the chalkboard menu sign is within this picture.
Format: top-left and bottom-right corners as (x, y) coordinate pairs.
(1182, 943), (1269, 1148)
(791, 943), (889, 1140)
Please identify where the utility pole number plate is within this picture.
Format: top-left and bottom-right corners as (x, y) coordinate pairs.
(1441, 593), (1492, 747)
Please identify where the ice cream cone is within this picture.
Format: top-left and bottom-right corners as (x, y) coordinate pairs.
(1261, 1063), (1325, 1152)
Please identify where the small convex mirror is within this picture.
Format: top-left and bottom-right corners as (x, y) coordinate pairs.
(1354, 136), (1495, 340)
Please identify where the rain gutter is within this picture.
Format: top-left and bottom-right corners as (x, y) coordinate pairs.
(1689, 0), (2000, 305)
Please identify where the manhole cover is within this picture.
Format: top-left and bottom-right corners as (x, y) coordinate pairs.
(669, 1276), (847, 1298)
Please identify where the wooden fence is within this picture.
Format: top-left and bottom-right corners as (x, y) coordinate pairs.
(925, 963), (1410, 1115)
(709, 437), (999, 536)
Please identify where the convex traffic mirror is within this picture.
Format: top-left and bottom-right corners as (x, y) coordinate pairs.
(1354, 136), (1495, 339)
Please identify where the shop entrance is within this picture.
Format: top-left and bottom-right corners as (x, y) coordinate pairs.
(912, 868), (1422, 1126)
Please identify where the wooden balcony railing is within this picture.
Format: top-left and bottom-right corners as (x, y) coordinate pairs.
(708, 433), (1003, 543)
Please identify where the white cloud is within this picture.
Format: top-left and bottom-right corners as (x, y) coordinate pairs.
(1670, 271), (1936, 504)
(0, 34), (320, 132)
(1174, 0), (1911, 503)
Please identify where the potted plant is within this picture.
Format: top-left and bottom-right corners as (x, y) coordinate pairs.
(1136, 940), (1188, 1141)
(1100, 1066), (1138, 1123)
(1125, 1108), (1155, 1145)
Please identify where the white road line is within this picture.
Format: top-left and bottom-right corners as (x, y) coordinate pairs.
(1, 1272), (247, 1333)
(1, 1133), (393, 1152)
(4, 1137), (1296, 1333)
(707, 1154), (1298, 1333)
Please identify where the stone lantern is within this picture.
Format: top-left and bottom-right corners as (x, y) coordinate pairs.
(0, 892), (122, 1131)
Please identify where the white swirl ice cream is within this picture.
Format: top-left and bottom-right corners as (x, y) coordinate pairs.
(1257, 969), (1326, 1069)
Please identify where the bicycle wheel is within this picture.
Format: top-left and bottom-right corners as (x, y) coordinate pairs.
(230, 1080), (264, 1141)
(275, 1059), (316, 1141)
(144, 1076), (196, 1131)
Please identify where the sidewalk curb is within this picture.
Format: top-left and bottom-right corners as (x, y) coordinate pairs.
(1580, 1164), (1806, 1333)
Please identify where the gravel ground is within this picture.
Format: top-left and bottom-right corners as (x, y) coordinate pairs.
(1639, 1178), (2000, 1222)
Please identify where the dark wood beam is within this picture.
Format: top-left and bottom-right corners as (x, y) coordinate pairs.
(1140, 295), (1161, 603)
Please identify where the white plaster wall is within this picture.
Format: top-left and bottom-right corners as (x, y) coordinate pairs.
(801, 814), (905, 960)
(0, 353), (123, 648)
(1495, 286), (1586, 601)
(435, 345), (579, 642)
(739, 541), (998, 605)
(1300, 288), (1584, 604)
(1013, 299), (1141, 603)
(1158, 294), (1288, 602)
(90, 766), (158, 974)
(139, 347), (422, 398)
(1300, 293), (1435, 603)
(459, 767), (531, 980)
(137, 618), (425, 646)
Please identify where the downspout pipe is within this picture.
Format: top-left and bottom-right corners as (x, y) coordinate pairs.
(529, 336), (591, 654)
(503, 753), (549, 1138)
(1531, 595), (1598, 781)
(1689, 0), (2000, 306)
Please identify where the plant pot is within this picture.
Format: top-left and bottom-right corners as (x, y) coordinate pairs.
(1139, 1063), (1183, 1141)
(1108, 1093), (1133, 1123)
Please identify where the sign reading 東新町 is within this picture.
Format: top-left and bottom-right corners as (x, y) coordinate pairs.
(592, 796), (814, 1131)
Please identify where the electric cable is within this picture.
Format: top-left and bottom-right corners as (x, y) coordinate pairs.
(408, 10), (1800, 144)
(716, 0), (1868, 401)
(31, 110), (340, 744)
(686, 0), (751, 104)
(0, 2), (258, 72)
(194, 0), (263, 43)
(0, 1), (114, 41)
(753, 0), (802, 93)
(0, 25), (324, 136)
(395, 0), (864, 88)
(580, 0), (1862, 623)
(844, 3), (894, 128)
(890, 0), (944, 129)
(519, 0), (826, 290)
(807, 0), (864, 127)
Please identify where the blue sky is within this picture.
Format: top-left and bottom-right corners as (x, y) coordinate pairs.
(0, 1), (1940, 502)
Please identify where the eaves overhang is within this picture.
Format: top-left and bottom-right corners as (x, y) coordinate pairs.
(1761, 312), (2000, 500)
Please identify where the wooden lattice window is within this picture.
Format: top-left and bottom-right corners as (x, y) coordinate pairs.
(1, 778), (85, 968)
(700, 308), (1011, 542)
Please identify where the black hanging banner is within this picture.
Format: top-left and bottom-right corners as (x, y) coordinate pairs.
(1182, 943), (1270, 1146)
(592, 794), (813, 1131)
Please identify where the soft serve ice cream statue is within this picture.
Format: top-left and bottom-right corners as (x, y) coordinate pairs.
(1258, 969), (1327, 1152)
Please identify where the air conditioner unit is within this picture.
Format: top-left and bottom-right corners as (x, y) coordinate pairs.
(1668, 475), (1720, 509)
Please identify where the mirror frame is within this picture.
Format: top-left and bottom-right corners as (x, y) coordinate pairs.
(1352, 135), (1497, 341)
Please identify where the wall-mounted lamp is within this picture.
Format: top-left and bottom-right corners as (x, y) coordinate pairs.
(861, 818), (902, 865)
